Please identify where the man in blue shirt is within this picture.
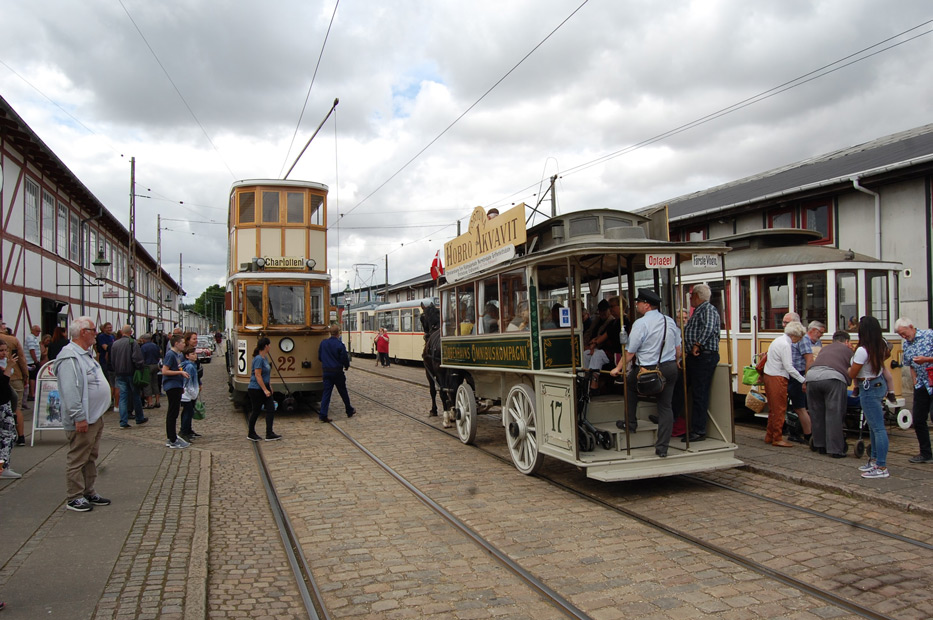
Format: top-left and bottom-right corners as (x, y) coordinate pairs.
(683, 284), (720, 442)
(610, 289), (681, 457)
(896, 317), (933, 464)
(318, 325), (356, 423)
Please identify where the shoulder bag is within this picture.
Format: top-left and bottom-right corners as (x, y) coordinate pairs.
(636, 318), (669, 396)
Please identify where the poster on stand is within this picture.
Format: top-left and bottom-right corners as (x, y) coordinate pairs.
(32, 361), (63, 445)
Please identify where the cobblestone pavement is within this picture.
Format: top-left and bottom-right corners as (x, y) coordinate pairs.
(317, 370), (870, 619)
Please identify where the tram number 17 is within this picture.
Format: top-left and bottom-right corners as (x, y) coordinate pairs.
(549, 399), (563, 432)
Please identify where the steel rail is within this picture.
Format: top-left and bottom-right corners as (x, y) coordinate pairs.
(323, 417), (591, 620)
(347, 383), (901, 620)
(251, 441), (330, 620)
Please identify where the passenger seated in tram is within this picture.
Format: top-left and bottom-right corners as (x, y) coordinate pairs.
(582, 297), (623, 393)
(459, 302), (475, 335)
(540, 303), (562, 329)
(480, 301), (499, 334)
(506, 303), (529, 332)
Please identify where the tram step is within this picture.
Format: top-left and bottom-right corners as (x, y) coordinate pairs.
(591, 421), (657, 450)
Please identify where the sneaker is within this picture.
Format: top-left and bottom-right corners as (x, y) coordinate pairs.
(858, 460), (877, 472)
(188, 431), (202, 438)
(66, 497), (93, 512)
(84, 494), (111, 506)
(166, 438), (190, 449)
(15, 436), (25, 447)
(179, 433), (193, 442)
(0, 468), (22, 479)
(136, 417), (149, 425)
(247, 433), (262, 442)
(861, 466), (889, 479)
(347, 409), (356, 418)
(120, 424), (131, 429)
(908, 454), (933, 464)
(265, 433), (282, 441)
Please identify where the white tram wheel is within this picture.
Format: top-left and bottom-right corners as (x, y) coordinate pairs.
(505, 384), (543, 475)
(897, 409), (913, 430)
(455, 382), (478, 445)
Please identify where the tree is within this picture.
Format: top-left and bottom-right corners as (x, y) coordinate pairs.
(192, 284), (225, 330)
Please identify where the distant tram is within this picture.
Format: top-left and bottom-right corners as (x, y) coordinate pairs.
(224, 179), (331, 410)
(433, 204), (742, 481)
(342, 297), (437, 363)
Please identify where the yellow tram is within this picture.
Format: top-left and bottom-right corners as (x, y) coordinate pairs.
(435, 204), (742, 481)
(342, 297), (437, 363)
(224, 179), (331, 409)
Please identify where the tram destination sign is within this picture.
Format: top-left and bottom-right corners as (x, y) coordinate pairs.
(442, 337), (532, 369)
(444, 204), (527, 284)
(646, 253), (675, 269)
(692, 253), (720, 268)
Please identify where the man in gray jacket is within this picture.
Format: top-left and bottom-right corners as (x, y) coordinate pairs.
(53, 317), (112, 512)
(110, 325), (148, 428)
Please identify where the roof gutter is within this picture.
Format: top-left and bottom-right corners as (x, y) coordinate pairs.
(851, 176), (881, 259)
(667, 152), (933, 225)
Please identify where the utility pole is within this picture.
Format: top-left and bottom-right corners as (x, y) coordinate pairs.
(127, 157), (137, 330)
(550, 174), (557, 217)
(384, 254), (388, 302)
(157, 214), (163, 331)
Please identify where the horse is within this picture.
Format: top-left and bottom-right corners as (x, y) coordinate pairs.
(421, 302), (455, 427)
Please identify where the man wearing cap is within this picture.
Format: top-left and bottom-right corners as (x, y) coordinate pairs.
(610, 288), (681, 457)
(683, 284), (720, 442)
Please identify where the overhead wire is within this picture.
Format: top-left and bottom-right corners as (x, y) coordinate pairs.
(330, 0), (591, 229)
(118, 0), (238, 180)
(278, 0), (340, 178)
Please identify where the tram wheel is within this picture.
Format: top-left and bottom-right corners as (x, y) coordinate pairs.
(454, 382), (478, 445)
(505, 384), (543, 475)
(855, 441), (866, 458)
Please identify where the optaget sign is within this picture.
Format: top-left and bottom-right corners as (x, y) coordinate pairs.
(444, 204), (527, 283)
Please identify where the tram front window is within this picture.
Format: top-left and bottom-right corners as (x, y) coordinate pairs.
(310, 287), (324, 325)
(758, 274), (788, 331)
(836, 271), (858, 332)
(867, 271), (889, 331)
(268, 285), (306, 326)
(244, 285), (263, 325)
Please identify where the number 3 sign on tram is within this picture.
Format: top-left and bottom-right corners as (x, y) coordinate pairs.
(237, 340), (248, 375)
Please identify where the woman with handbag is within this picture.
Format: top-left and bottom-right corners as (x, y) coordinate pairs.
(609, 289), (681, 457)
(762, 321), (807, 447)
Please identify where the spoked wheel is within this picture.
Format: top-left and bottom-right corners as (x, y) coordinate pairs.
(505, 384), (543, 475)
(454, 382), (478, 445)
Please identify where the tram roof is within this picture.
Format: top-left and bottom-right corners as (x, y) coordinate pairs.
(373, 297), (438, 311)
(230, 179), (329, 192)
(680, 241), (901, 276)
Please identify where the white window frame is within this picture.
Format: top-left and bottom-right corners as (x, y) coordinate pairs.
(24, 179), (40, 244)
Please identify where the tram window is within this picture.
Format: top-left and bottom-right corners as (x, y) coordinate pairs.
(268, 285), (306, 326)
(867, 271), (889, 330)
(457, 285), (476, 335)
(286, 192), (304, 224)
(347, 312), (357, 331)
(794, 272), (827, 328)
(604, 216), (634, 230)
(310, 287), (324, 325)
(310, 194), (324, 226)
(500, 269), (527, 331)
(442, 290), (457, 336)
(477, 276), (500, 334)
(412, 307), (422, 333)
(262, 191), (280, 223)
(836, 271), (858, 332)
(238, 192), (255, 223)
(758, 274), (788, 331)
(244, 285), (263, 325)
(708, 281), (728, 329)
(380, 311), (399, 332)
(400, 309), (414, 333)
(739, 277), (751, 332)
(569, 216), (600, 237)
(362, 312), (375, 332)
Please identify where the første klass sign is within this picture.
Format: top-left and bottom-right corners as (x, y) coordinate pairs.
(444, 204), (527, 283)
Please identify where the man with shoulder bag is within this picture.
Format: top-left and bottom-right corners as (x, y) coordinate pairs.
(609, 289), (682, 457)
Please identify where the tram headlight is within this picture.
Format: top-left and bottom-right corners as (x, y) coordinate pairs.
(305, 258), (317, 270)
(279, 337), (295, 353)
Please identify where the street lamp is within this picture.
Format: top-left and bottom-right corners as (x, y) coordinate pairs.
(91, 248), (112, 281)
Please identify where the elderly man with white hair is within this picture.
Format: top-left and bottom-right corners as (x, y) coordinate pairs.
(895, 317), (933, 464)
(53, 317), (112, 512)
(683, 283), (720, 442)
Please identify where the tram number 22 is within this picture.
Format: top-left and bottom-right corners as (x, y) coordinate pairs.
(276, 356), (296, 371)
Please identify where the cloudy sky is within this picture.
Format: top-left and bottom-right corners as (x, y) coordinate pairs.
(2, 1), (932, 300)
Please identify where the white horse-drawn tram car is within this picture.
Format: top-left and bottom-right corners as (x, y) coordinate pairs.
(427, 204), (742, 481)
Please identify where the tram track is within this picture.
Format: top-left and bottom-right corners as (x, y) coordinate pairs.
(346, 373), (933, 620)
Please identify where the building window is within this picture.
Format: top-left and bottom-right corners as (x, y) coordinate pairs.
(767, 206), (797, 229)
(42, 191), (56, 250)
(25, 179), (40, 244)
(801, 199), (833, 245)
(69, 213), (80, 263)
(684, 225), (707, 241)
(57, 202), (68, 256)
